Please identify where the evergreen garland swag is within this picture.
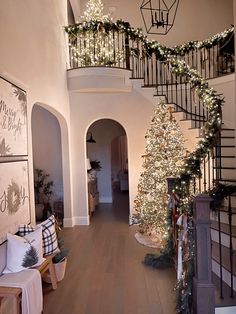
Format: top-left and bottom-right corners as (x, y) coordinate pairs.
(65, 20), (234, 57)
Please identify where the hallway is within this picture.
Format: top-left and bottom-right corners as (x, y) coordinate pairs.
(43, 191), (176, 314)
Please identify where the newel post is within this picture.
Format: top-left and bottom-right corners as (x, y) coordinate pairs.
(193, 194), (215, 314)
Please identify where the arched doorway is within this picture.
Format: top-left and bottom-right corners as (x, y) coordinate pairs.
(86, 119), (129, 222)
(31, 104), (64, 225)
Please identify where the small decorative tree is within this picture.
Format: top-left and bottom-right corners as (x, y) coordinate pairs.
(70, 0), (123, 66)
(34, 169), (54, 218)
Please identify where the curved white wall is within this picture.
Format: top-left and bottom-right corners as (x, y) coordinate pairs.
(0, 0), (73, 225)
(32, 105), (63, 203)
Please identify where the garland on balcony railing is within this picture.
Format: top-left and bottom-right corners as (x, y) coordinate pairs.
(65, 20), (234, 58)
(65, 20), (228, 313)
(168, 26), (234, 56)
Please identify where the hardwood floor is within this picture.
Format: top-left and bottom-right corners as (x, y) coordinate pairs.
(43, 191), (176, 314)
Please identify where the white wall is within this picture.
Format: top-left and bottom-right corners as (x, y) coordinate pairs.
(69, 82), (155, 225)
(87, 119), (125, 203)
(0, 0), (73, 225)
(79, 0), (233, 46)
(32, 105), (63, 203)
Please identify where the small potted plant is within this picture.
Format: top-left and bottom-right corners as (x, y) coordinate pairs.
(90, 160), (102, 171)
(43, 222), (69, 283)
(34, 169), (54, 220)
(88, 160), (102, 180)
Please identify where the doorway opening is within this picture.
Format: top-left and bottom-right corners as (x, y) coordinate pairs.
(31, 104), (64, 225)
(86, 119), (129, 222)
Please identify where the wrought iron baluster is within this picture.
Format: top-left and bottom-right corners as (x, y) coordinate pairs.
(218, 208), (224, 299)
(228, 195), (234, 298)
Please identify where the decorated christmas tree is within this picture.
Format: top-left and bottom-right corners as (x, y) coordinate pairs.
(82, 0), (109, 22)
(134, 102), (185, 248)
(70, 0), (123, 66)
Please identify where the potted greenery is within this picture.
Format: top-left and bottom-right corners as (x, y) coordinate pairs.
(43, 222), (69, 283)
(90, 160), (102, 171)
(34, 169), (54, 220)
(88, 160), (102, 180)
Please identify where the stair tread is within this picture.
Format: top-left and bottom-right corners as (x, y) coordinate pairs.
(213, 273), (236, 306)
(212, 241), (236, 276)
(221, 136), (235, 139)
(215, 156), (236, 158)
(218, 206), (236, 214)
(213, 167), (236, 169)
(218, 179), (236, 183)
(211, 221), (236, 237)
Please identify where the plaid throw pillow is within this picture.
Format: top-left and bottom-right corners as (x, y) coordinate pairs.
(18, 215), (59, 256)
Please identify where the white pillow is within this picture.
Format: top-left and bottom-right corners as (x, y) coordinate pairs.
(18, 215), (59, 256)
(3, 227), (44, 273)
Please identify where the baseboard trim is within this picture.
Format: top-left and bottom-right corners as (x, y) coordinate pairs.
(74, 216), (90, 225)
(63, 217), (74, 227)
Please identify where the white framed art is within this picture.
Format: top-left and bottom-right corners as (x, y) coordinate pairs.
(0, 160), (30, 244)
(0, 76), (28, 156)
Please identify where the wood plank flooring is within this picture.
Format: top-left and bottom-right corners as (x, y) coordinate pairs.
(43, 191), (176, 314)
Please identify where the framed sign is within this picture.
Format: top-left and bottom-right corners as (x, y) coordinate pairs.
(0, 160), (30, 244)
(0, 76), (27, 156)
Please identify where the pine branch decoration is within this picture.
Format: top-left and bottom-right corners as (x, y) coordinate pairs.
(22, 243), (39, 268)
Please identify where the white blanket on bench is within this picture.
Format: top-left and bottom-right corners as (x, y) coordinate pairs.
(0, 269), (42, 314)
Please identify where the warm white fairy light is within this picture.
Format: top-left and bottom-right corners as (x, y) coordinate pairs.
(134, 102), (186, 248)
(70, 0), (123, 67)
(82, 0), (109, 22)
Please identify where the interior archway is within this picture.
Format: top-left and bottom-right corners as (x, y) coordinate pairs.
(31, 104), (64, 225)
(86, 118), (130, 222)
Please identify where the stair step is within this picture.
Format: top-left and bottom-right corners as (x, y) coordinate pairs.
(219, 179), (236, 183)
(214, 167), (236, 170)
(215, 306), (236, 313)
(211, 208), (236, 225)
(215, 156), (236, 159)
(216, 146), (236, 148)
(213, 273), (236, 307)
(212, 259), (236, 295)
(221, 137), (235, 139)
(212, 241), (236, 277)
(221, 128), (235, 131)
(218, 206), (236, 215)
(211, 221), (236, 238)
(211, 227), (236, 251)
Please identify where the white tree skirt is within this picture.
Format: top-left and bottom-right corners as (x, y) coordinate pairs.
(134, 232), (162, 249)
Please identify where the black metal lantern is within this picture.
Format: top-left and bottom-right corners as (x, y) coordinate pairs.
(140, 0), (180, 35)
(86, 132), (96, 143)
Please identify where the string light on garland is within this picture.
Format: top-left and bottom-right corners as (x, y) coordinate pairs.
(68, 0), (124, 66)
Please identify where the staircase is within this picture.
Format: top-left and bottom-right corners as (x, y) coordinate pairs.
(132, 69), (236, 312)
(66, 21), (236, 313)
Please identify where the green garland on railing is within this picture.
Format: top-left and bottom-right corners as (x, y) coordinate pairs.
(65, 20), (230, 313)
(168, 26), (234, 56)
(65, 20), (234, 58)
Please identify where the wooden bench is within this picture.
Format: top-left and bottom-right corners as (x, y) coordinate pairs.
(0, 254), (57, 314)
(0, 287), (22, 314)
